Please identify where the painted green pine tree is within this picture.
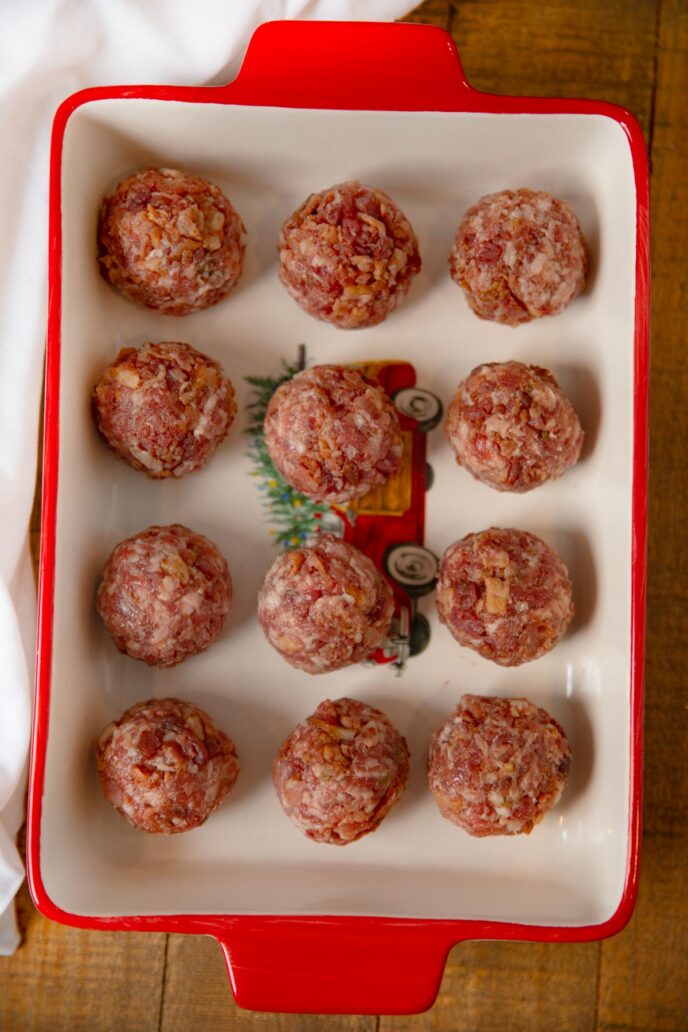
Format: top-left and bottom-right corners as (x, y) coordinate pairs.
(245, 348), (330, 549)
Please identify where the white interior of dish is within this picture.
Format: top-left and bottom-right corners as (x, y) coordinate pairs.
(42, 100), (636, 926)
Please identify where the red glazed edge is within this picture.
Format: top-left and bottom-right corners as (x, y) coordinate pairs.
(28, 20), (649, 1016)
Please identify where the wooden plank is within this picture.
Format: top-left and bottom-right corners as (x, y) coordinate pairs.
(402, 1), (449, 27)
(0, 884), (167, 1032)
(597, 837), (688, 1032)
(446, 0), (658, 134)
(159, 933), (376, 1032)
(380, 941), (599, 1032)
(596, 0), (688, 1027)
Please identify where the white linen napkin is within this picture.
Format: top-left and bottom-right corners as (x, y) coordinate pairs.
(0, 0), (412, 955)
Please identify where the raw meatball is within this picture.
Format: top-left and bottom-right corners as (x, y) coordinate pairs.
(96, 524), (232, 668)
(92, 340), (236, 478)
(98, 168), (246, 315)
(278, 181), (421, 328)
(264, 365), (403, 503)
(95, 697), (240, 834)
(273, 697), (409, 844)
(428, 694), (571, 836)
(435, 528), (574, 666)
(258, 534), (394, 674)
(444, 361), (584, 492)
(449, 189), (587, 325)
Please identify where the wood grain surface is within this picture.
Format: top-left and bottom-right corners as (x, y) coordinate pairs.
(3, 2), (687, 1029)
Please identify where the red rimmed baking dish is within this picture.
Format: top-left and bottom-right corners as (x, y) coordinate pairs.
(28, 20), (648, 1015)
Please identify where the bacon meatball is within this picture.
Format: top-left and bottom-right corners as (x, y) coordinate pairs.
(444, 361), (584, 492)
(98, 168), (246, 315)
(258, 535), (394, 674)
(92, 340), (236, 478)
(95, 698), (239, 834)
(278, 181), (421, 328)
(435, 528), (574, 666)
(96, 524), (232, 668)
(273, 697), (409, 844)
(264, 364), (403, 504)
(449, 188), (587, 325)
(428, 694), (571, 836)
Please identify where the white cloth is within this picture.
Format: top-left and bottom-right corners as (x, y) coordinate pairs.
(0, 0), (411, 954)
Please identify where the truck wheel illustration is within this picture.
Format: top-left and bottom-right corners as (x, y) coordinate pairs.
(384, 543), (439, 598)
(392, 386), (443, 432)
(409, 612), (431, 657)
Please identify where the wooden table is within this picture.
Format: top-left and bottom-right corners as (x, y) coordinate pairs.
(3, 1), (687, 1028)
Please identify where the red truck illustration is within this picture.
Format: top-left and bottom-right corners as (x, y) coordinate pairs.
(319, 359), (443, 672)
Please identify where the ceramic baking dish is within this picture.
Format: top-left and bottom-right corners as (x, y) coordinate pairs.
(28, 20), (649, 1015)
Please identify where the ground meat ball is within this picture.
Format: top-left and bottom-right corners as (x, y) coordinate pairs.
(444, 361), (584, 492)
(428, 694), (571, 836)
(435, 528), (574, 666)
(273, 697), (409, 844)
(96, 525), (232, 668)
(278, 181), (421, 328)
(92, 340), (236, 478)
(258, 535), (394, 674)
(264, 365), (403, 503)
(95, 698), (240, 834)
(98, 168), (246, 315)
(449, 189), (587, 325)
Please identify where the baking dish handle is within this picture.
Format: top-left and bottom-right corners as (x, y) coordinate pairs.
(217, 919), (454, 1014)
(219, 20), (474, 111)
